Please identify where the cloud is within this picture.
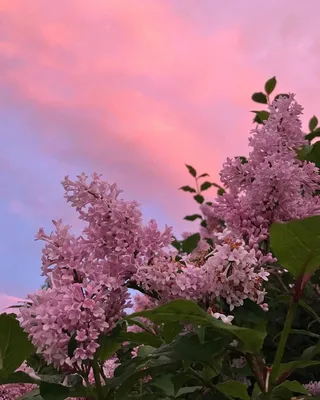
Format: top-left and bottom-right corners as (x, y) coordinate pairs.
(0, 0), (265, 228)
(0, 293), (25, 314)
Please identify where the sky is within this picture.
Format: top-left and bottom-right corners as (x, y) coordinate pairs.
(1, 0), (320, 312)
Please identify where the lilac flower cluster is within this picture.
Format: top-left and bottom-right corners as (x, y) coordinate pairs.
(203, 234), (270, 310)
(0, 363), (38, 400)
(304, 381), (320, 396)
(133, 252), (207, 303)
(19, 173), (172, 369)
(207, 95), (320, 252)
(0, 383), (36, 400)
(134, 230), (269, 311)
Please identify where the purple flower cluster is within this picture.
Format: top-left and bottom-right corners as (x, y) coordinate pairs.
(203, 234), (270, 310)
(133, 251), (207, 303)
(19, 173), (172, 369)
(0, 363), (38, 400)
(208, 95), (320, 251)
(0, 383), (36, 400)
(304, 381), (320, 396)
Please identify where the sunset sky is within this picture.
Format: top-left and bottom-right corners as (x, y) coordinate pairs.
(1, 0), (320, 311)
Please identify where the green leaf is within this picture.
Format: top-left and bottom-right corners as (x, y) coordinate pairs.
(193, 194), (204, 204)
(200, 181), (213, 191)
(126, 299), (266, 352)
(119, 331), (163, 348)
(151, 332), (226, 364)
(179, 185), (196, 193)
(198, 173), (209, 178)
(0, 314), (34, 379)
(181, 233), (201, 254)
(200, 219), (207, 228)
(296, 144), (313, 160)
(238, 156), (248, 164)
(176, 386), (202, 397)
(303, 141), (320, 167)
(171, 239), (182, 252)
(309, 116), (319, 132)
(126, 317), (155, 334)
(0, 371), (39, 385)
(185, 164), (197, 177)
(171, 373), (191, 395)
(270, 216), (320, 278)
(67, 334), (77, 358)
(270, 386), (294, 400)
(39, 382), (70, 400)
(137, 345), (156, 358)
(195, 325), (206, 344)
(305, 127), (320, 141)
(278, 380), (309, 394)
(252, 382), (261, 399)
(162, 322), (182, 343)
(216, 380), (250, 400)
(278, 360), (320, 379)
(184, 214), (202, 222)
(152, 374), (175, 396)
(300, 341), (320, 361)
(218, 188), (225, 196)
(19, 388), (43, 399)
(265, 76), (277, 95)
(232, 299), (267, 332)
(97, 324), (122, 361)
(252, 92), (268, 104)
(252, 110), (270, 124)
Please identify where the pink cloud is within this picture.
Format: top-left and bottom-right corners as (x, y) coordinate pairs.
(1, 0), (320, 231)
(0, 293), (25, 314)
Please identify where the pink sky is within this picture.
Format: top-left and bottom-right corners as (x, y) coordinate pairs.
(1, 0), (320, 311)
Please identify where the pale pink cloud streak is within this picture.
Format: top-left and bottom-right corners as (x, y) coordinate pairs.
(0, 293), (24, 314)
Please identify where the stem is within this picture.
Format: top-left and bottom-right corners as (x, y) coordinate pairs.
(92, 360), (104, 400)
(195, 178), (200, 194)
(274, 273), (289, 293)
(269, 298), (298, 387)
(245, 354), (265, 392)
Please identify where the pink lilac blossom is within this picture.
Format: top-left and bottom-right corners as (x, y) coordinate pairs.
(211, 312), (234, 325)
(203, 234), (269, 310)
(132, 293), (155, 312)
(304, 381), (320, 396)
(199, 204), (223, 239)
(207, 95), (320, 254)
(0, 362), (38, 400)
(19, 174), (172, 369)
(20, 284), (128, 369)
(134, 228), (269, 311)
(231, 357), (246, 369)
(0, 383), (36, 400)
(37, 174), (172, 288)
(133, 252), (207, 303)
